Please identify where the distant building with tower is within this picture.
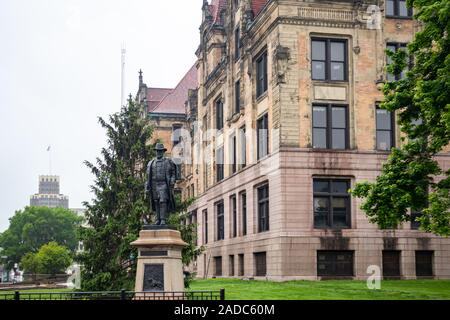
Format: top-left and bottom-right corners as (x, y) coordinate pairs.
(30, 175), (69, 209)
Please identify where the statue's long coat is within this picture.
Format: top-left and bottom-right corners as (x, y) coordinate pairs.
(145, 158), (177, 213)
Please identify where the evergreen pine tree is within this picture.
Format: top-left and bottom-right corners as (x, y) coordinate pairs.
(78, 99), (154, 290)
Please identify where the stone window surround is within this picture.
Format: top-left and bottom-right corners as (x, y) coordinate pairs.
(203, 209), (208, 245)
(215, 96), (224, 131)
(317, 250), (354, 277)
(215, 200), (225, 242)
(311, 37), (348, 82)
(216, 145), (225, 183)
(312, 178), (352, 230)
(255, 48), (268, 99)
(256, 182), (270, 233)
(415, 251), (434, 278)
(230, 194), (238, 238)
(239, 191), (248, 237)
(386, 42), (409, 82)
(234, 26), (241, 61)
(385, 0), (413, 19)
(254, 252), (267, 277)
(312, 103), (350, 150)
(257, 112), (270, 161)
(375, 104), (396, 151)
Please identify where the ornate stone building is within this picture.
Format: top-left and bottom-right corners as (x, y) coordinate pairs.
(179, 0), (450, 280)
(136, 66), (198, 157)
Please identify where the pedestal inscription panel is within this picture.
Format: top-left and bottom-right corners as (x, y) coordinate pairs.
(143, 264), (164, 292)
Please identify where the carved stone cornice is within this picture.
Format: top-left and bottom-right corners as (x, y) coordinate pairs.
(279, 16), (357, 29)
(298, 6), (355, 23)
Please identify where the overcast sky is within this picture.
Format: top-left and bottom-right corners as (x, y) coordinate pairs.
(0, 0), (201, 232)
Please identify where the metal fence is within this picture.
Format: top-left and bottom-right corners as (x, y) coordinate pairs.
(0, 289), (225, 301)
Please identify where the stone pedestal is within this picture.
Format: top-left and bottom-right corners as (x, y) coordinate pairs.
(131, 227), (187, 293)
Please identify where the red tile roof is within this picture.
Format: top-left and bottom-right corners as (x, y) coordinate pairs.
(208, 0), (269, 24)
(147, 88), (173, 112)
(210, 0), (228, 24)
(252, 0), (269, 17)
(151, 64), (198, 115)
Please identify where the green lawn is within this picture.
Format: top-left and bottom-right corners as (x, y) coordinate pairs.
(189, 278), (450, 300)
(1, 280), (449, 300)
(0, 288), (73, 295)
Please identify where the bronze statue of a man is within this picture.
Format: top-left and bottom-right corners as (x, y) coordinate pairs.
(145, 143), (177, 226)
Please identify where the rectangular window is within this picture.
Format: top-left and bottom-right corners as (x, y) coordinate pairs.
(317, 251), (354, 277)
(203, 209), (208, 244)
(216, 201), (225, 241)
(216, 98), (224, 130)
(235, 27), (241, 60)
(238, 254), (244, 276)
(230, 134), (237, 175)
(203, 114), (208, 133)
(254, 252), (267, 277)
(214, 256), (223, 277)
(256, 50), (268, 98)
(172, 124), (183, 147)
(239, 126), (247, 170)
(386, 0), (412, 17)
(383, 251), (401, 279)
(376, 106), (395, 151)
(313, 104), (349, 150)
(231, 195), (237, 238)
(234, 80), (241, 114)
(192, 211), (198, 246)
(416, 251), (434, 277)
(411, 210), (422, 230)
(312, 38), (347, 81)
(314, 179), (351, 229)
(257, 113), (269, 160)
(241, 192), (247, 236)
(386, 43), (408, 81)
(216, 146), (224, 182)
(229, 255), (235, 276)
(257, 184), (270, 233)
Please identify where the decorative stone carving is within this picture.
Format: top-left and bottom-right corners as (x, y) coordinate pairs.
(275, 45), (290, 84)
(298, 7), (354, 22)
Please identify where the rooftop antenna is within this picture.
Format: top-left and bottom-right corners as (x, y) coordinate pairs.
(121, 43), (127, 107)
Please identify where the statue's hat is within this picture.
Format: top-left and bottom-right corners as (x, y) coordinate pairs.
(154, 143), (167, 152)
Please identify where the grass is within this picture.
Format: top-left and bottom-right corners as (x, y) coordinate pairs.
(189, 278), (450, 300)
(0, 288), (73, 295)
(1, 280), (449, 300)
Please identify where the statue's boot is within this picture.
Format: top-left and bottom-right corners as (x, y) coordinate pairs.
(160, 202), (167, 226)
(154, 201), (161, 225)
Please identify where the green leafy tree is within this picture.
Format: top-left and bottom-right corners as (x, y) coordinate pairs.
(20, 252), (40, 280)
(21, 242), (72, 276)
(78, 99), (154, 291)
(0, 206), (81, 269)
(35, 242), (73, 275)
(352, 0), (450, 236)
